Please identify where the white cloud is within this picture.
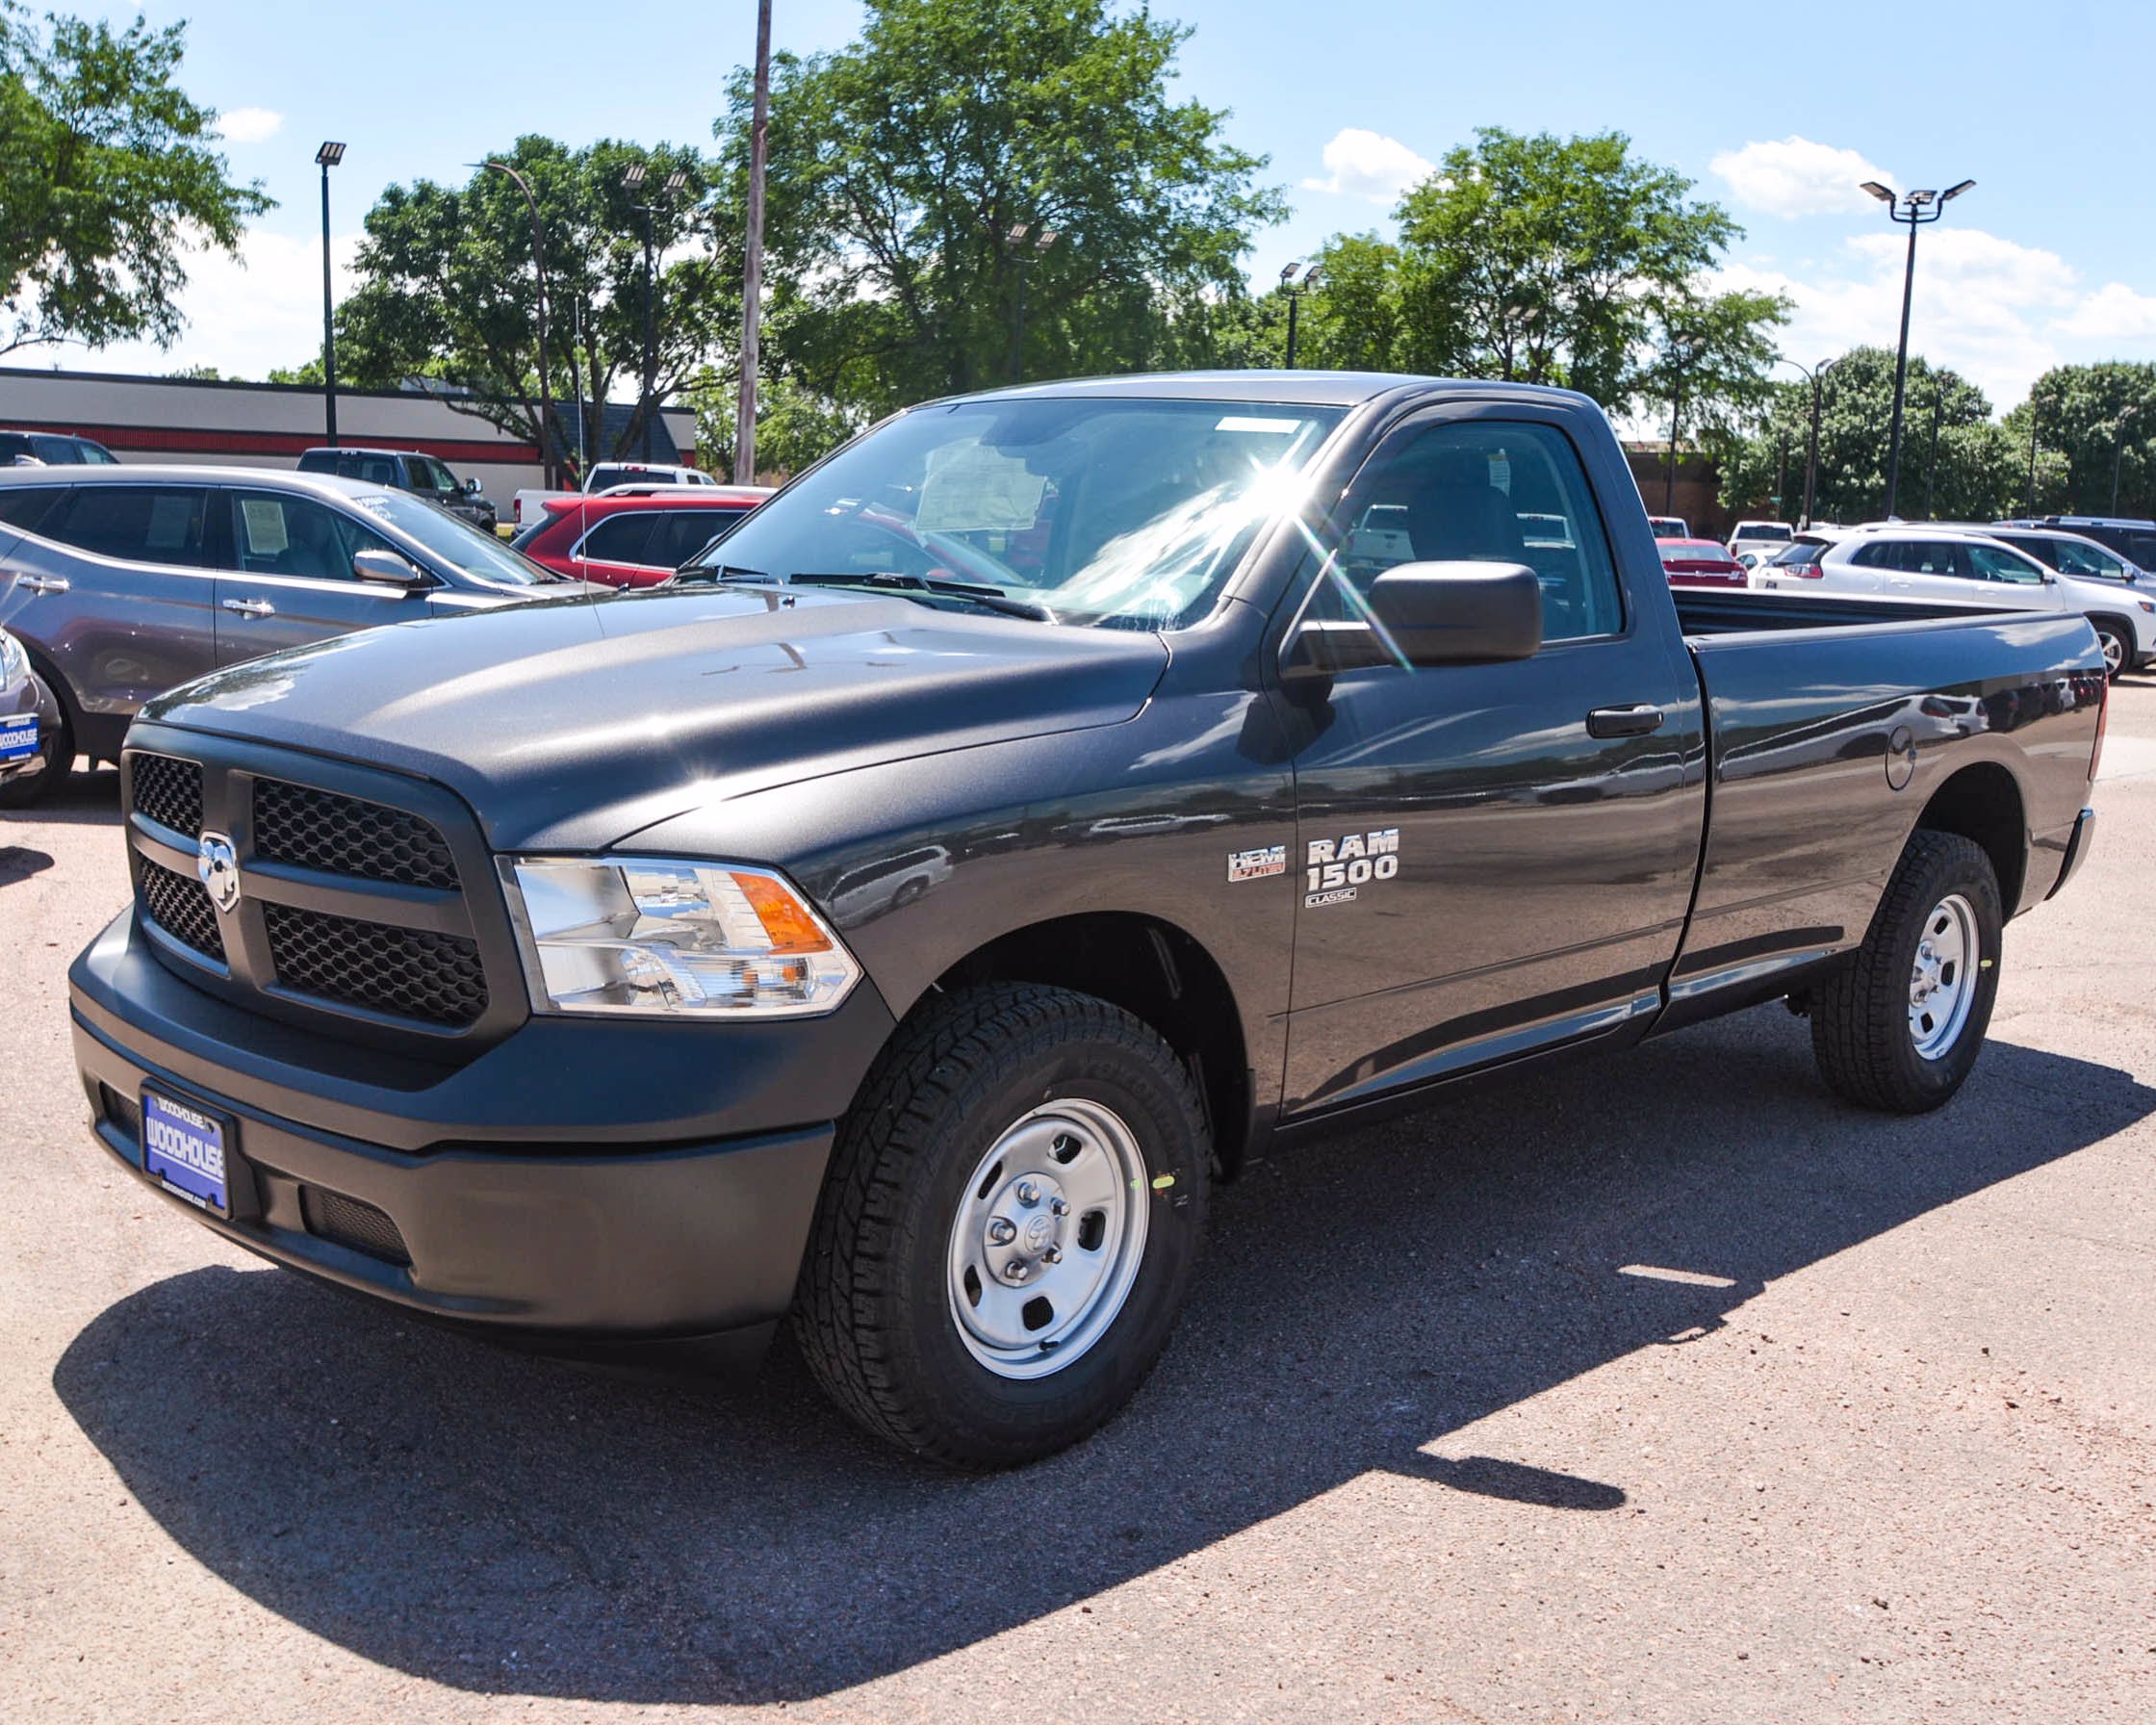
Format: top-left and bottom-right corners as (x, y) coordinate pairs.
(1301, 128), (1434, 204)
(1709, 137), (1893, 219)
(216, 107), (284, 144)
(2053, 282), (2156, 341)
(61, 227), (363, 380)
(1714, 226), (2081, 409)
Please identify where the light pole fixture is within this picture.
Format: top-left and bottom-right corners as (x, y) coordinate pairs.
(475, 160), (556, 489)
(1862, 176), (1974, 518)
(1006, 222), (1059, 384)
(623, 160), (690, 461)
(736, 0), (773, 484)
(1773, 355), (1838, 528)
(2112, 403), (2142, 514)
(1279, 261), (1322, 370)
(315, 142), (346, 447)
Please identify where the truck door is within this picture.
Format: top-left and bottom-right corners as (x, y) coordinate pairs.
(1279, 407), (1707, 1116)
(211, 487), (426, 666)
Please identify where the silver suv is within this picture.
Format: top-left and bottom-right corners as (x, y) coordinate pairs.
(0, 466), (578, 801)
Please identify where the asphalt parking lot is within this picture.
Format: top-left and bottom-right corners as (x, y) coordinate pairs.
(3, 679), (2152, 1725)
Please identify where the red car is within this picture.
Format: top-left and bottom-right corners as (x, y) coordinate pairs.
(511, 484), (773, 587)
(1656, 536), (1747, 588)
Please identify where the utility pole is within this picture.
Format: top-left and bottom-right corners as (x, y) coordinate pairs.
(1861, 177), (1974, 518)
(2113, 405), (2141, 513)
(478, 159), (554, 489)
(315, 142), (346, 446)
(735, 0), (772, 485)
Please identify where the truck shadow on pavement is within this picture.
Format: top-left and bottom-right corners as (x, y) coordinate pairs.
(53, 1011), (2156, 1704)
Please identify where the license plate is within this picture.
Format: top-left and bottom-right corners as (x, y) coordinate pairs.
(0, 714), (34, 763)
(141, 1090), (231, 1217)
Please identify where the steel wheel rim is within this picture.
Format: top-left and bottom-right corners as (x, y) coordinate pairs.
(1908, 892), (1979, 1060)
(945, 1098), (1150, 1380)
(2099, 629), (2125, 676)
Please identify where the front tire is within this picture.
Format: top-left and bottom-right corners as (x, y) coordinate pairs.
(793, 983), (1210, 1468)
(1811, 830), (2003, 1113)
(2093, 621), (2128, 683)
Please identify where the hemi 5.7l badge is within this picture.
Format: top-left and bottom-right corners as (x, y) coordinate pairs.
(1227, 844), (1287, 883)
(1303, 827), (1400, 907)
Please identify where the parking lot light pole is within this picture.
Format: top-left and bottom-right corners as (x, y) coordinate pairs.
(1862, 177), (1974, 519)
(476, 160), (554, 489)
(622, 163), (687, 463)
(2112, 404), (2141, 513)
(1279, 261), (1322, 368)
(736, 0), (773, 485)
(315, 142), (346, 447)
(1776, 355), (1838, 528)
(1922, 381), (1944, 519)
(1006, 223), (1059, 383)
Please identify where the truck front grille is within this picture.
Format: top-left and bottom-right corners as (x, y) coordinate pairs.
(130, 754), (203, 837)
(138, 858), (224, 960)
(121, 739), (519, 1053)
(264, 902), (488, 1027)
(253, 780), (460, 889)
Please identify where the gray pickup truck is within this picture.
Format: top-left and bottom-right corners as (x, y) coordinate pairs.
(67, 373), (2104, 1467)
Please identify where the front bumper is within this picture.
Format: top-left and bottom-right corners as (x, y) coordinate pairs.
(0, 668), (62, 783)
(70, 908), (897, 1355)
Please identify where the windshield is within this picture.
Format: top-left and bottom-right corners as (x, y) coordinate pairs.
(686, 397), (1345, 628)
(351, 490), (556, 585)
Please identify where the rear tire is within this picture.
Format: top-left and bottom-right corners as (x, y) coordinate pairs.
(1811, 830), (2002, 1113)
(793, 983), (1209, 1468)
(2092, 621), (2128, 683)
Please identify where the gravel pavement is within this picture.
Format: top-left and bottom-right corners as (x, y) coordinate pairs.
(2, 678), (2152, 1724)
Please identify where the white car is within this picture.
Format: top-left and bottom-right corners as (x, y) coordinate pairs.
(511, 461), (719, 528)
(1727, 518), (1794, 558)
(1783, 525), (2156, 680)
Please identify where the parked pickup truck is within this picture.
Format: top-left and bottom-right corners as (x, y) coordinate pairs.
(511, 461), (718, 529)
(69, 373), (2105, 1469)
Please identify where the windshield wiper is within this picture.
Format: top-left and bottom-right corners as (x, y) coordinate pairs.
(724, 569), (1056, 622)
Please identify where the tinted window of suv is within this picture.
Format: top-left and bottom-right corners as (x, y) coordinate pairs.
(42, 486), (209, 566)
(0, 486), (68, 531)
(578, 512), (657, 565)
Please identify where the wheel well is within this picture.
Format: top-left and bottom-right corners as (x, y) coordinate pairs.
(1915, 761), (2025, 913)
(930, 914), (1253, 1176)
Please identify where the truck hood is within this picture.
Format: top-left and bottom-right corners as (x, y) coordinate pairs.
(141, 585), (1170, 851)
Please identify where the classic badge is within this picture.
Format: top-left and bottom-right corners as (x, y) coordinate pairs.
(196, 832), (241, 915)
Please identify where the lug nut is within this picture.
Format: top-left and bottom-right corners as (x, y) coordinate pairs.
(1043, 1246), (1063, 1265)
(1050, 1198), (1069, 1218)
(1014, 1180), (1041, 1207)
(987, 1218), (1016, 1246)
(1004, 1260), (1031, 1283)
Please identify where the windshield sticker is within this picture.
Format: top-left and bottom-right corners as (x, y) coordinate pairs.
(1305, 828), (1399, 905)
(1227, 844), (1286, 883)
(1214, 416), (1301, 434)
(914, 440), (1048, 533)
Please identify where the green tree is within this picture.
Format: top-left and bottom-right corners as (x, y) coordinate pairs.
(267, 355), (324, 387)
(1721, 347), (2020, 524)
(0, 4), (270, 355)
(684, 362), (860, 481)
(1638, 286), (1787, 461)
(2003, 362), (2156, 517)
(724, 0), (1283, 417)
(1387, 128), (1745, 404)
(338, 136), (737, 471)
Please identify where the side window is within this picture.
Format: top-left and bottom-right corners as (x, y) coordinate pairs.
(225, 490), (396, 580)
(82, 442), (119, 465)
(1898, 540), (1967, 577)
(0, 486), (68, 531)
(1847, 542), (1894, 568)
(578, 512), (657, 565)
(31, 435), (78, 464)
(357, 456), (398, 487)
(656, 509), (740, 567)
(42, 486), (209, 567)
(1318, 420), (1622, 642)
(1967, 543), (2041, 584)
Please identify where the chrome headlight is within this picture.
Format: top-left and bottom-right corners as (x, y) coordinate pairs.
(0, 631), (26, 687)
(501, 856), (861, 1017)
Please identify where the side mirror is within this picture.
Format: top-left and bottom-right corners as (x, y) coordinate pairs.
(352, 548), (430, 590)
(463, 476), (483, 495)
(1283, 562), (1544, 680)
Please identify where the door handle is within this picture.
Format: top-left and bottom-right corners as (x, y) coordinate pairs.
(1586, 704), (1665, 738)
(220, 597), (276, 617)
(17, 575), (68, 595)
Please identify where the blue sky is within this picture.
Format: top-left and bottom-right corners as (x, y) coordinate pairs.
(54, 0), (2156, 415)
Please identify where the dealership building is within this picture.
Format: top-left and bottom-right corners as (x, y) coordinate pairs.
(0, 366), (700, 505)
